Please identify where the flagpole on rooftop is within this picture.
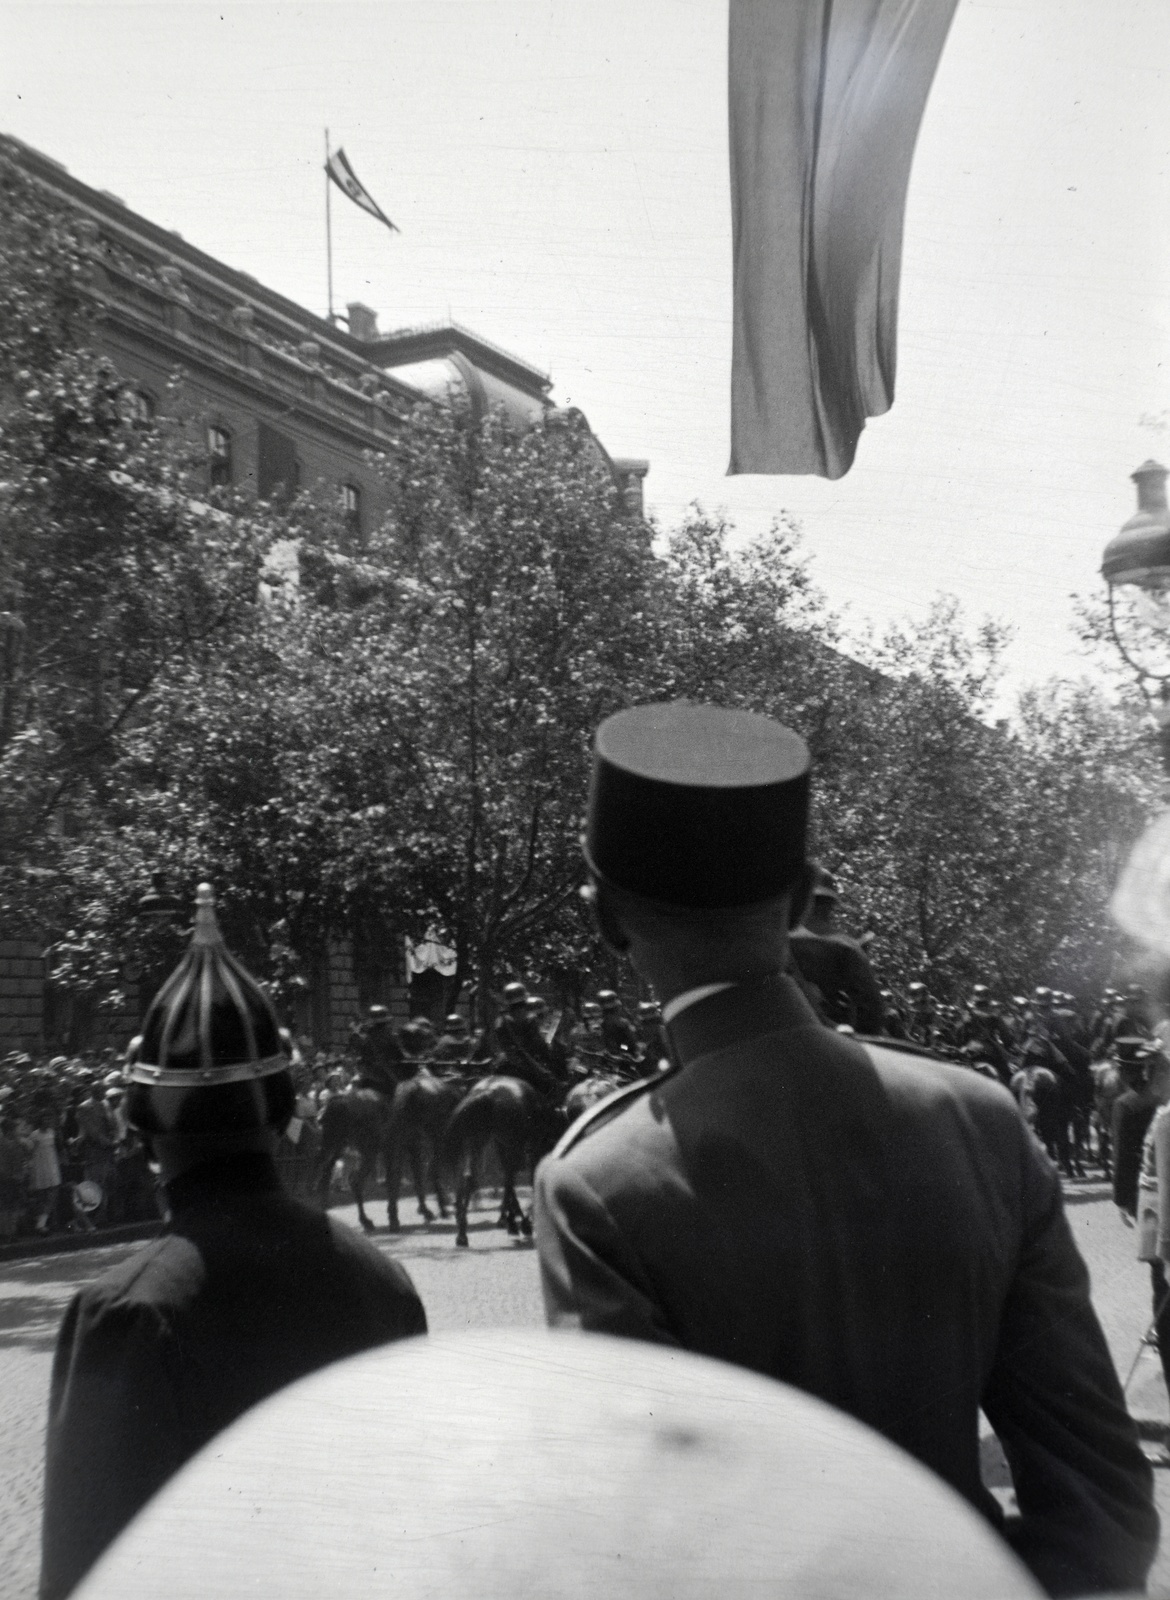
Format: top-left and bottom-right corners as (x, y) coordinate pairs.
(324, 127), (334, 324)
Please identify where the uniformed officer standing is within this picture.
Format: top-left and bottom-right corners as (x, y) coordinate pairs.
(40, 886), (426, 1600)
(533, 701), (1156, 1600)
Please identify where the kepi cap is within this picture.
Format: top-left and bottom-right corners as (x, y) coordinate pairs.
(584, 703), (810, 910)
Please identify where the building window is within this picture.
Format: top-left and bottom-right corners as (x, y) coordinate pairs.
(207, 425), (232, 486)
(257, 422), (299, 502)
(120, 388), (155, 427)
(341, 482), (362, 535)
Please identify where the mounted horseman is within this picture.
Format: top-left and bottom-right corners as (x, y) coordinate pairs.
(439, 984), (574, 1249)
(384, 1014), (491, 1231)
(493, 982), (569, 1097)
(314, 1004), (415, 1232)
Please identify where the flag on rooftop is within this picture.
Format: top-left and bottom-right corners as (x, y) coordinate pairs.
(325, 147), (399, 232)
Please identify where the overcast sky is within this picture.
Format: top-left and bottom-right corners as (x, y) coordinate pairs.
(2, 0), (1168, 694)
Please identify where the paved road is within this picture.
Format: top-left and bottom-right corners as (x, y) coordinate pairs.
(1, 1178), (1169, 1600)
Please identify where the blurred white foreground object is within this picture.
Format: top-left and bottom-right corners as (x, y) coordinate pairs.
(77, 1329), (1040, 1600)
(1113, 810), (1170, 957)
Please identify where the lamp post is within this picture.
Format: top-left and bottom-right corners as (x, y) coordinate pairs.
(1101, 460), (1170, 773)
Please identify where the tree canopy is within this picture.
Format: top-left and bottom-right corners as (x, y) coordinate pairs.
(1, 142), (1158, 1033)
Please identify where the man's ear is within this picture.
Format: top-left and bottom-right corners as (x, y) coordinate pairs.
(580, 882), (630, 954)
(788, 861), (816, 930)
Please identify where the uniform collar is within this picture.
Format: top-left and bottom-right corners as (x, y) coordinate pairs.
(165, 1151), (282, 1213)
(666, 974), (820, 1068)
(661, 983), (735, 1024)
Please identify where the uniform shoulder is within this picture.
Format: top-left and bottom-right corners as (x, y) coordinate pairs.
(853, 1035), (945, 1064)
(550, 1071), (675, 1158)
(66, 1229), (195, 1314)
(323, 1212), (426, 1307)
(857, 1037), (1016, 1106)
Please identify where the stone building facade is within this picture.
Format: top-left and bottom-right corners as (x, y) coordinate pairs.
(0, 134), (649, 1054)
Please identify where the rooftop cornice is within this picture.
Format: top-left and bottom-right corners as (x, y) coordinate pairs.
(1, 133), (420, 404)
(369, 321), (553, 399)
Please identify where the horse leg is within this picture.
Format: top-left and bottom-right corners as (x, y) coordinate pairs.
(351, 1148), (376, 1233)
(411, 1142), (434, 1222)
(384, 1140), (401, 1232)
(500, 1159), (521, 1237)
(455, 1170), (473, 1247)
(432, 1150), (451, 1220)
(315, 1138), (340, 1209)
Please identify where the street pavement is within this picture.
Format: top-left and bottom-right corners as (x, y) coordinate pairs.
(1, 1177), (1169, 1600)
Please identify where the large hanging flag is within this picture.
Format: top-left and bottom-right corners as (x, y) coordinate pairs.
(728, 0), (957, 479)
(325, 147), (399, 233)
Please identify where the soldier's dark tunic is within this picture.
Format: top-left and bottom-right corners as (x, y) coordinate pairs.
(494, 1012), (564, 1096)
(41, 1152), (426, 1600)
(534, 978), (1157, 1598)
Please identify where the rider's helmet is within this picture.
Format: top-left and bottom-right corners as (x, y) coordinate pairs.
(581, 1001), (603, 1024)
(125, 883), (293, 1139)
(907, 981), (928, 1003)
(1032, 987), (1053, 1009)
(502, 981), (528, 1010)
(443, 1013), (468, 1035)
(637, 1000), (662, 1022)
(597, 990), (621, 1011)
(367, 1004), (392, 1026)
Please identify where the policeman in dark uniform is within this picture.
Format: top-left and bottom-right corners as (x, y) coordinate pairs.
(493, 981), (564, 1097)
(40, 885), (426, 1600)
(567, 1001), (611, 1073)
(597, 989), (640, 1060)
(533, 701), (1156, 1599)
(959, 987), (1011, 1085)
(433, 1012), (487, 1068)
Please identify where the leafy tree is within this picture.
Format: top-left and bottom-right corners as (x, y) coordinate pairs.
(345, 404), (661, 1013)
(814, 599), (1157, 1000)
(0, 150), (263, 954)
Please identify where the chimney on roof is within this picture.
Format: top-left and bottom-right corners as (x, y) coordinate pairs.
(347, 303), (379, 342)
(611, 459), (649, 519)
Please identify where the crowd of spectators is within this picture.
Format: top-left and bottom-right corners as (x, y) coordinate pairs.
(0, 975), (1160, 1244)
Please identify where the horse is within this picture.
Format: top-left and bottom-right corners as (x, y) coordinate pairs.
(385, 1068), (471, 1229)
(313, 1016), (414, 1231)
(442, 1076), (565, 1248)
(315, 1089), (398, 1232)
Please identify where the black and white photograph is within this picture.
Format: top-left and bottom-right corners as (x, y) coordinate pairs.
(1, 2), (1169, 1596)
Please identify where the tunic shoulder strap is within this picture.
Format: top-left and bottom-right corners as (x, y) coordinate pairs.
(551, 1068), (678, 1158)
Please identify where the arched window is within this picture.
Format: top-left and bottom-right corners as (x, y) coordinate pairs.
(207, 424), (232, 487)
(120, 387), (155, 428)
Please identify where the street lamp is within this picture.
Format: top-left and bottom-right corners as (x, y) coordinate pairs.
(1101, 460), (1170, 771)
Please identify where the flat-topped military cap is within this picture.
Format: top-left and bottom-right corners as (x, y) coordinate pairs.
(584, 702), (810, 909)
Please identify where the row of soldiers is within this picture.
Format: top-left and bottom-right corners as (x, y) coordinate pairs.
(351, 982), (666, 1102)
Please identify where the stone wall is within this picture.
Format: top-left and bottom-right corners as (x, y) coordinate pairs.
(0, 940), (44, 1053)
